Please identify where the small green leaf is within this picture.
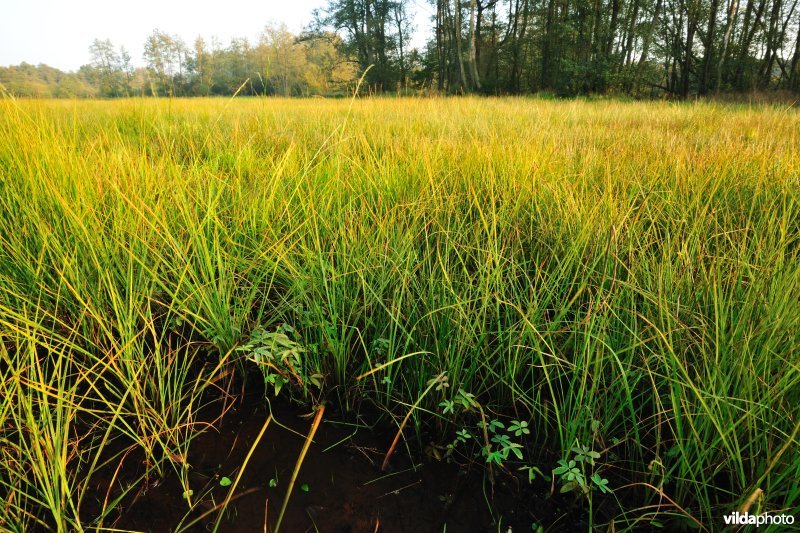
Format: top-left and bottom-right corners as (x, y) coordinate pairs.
(553, 461), (570, 475)
(509, 420), (530, 436)
(591, 473), (611, 493)
(488, 420), (505, 433)
(300, 483), (310, 492)
(439, 400), (455, 415)
(455, 429), (472, 443)
(560, 481), (578, 494)
(455, 389), (478, 409)
(219, 476), (232, 487)
(486, 451), (504, 465)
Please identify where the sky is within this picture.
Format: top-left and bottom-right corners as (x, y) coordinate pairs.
(0, 0), (433, 72)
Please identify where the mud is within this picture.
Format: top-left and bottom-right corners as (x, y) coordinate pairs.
(87, 392), (593, 532)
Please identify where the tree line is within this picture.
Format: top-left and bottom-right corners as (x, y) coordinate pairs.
(2, 0), (799, 98)
(0, 25), (358, 98)
(319, 0), (800, 95)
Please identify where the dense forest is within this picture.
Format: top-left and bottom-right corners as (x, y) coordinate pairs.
(2, 0), (800, 97)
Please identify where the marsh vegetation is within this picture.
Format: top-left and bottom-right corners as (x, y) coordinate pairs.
(0, 96), (798, 530)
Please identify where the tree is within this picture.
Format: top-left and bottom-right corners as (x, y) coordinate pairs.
(313, 0), (413, 90)
(143, 29), (188, 96)
(259, 25), (306, 95)
(191, 37), (213, 96)
(89, 39), (123, 96)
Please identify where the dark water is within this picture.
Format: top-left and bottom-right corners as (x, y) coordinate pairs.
(84, 392), (590, 532)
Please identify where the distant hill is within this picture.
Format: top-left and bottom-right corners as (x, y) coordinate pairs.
(0, 63), (98, 98)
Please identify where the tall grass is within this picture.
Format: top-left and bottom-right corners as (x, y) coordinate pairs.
(0, 96), (798, 529)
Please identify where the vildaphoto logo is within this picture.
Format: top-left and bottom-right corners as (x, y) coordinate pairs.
(723, 512), (795, 527)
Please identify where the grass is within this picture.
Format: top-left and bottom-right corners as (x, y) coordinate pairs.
(0, 95), (798, 530)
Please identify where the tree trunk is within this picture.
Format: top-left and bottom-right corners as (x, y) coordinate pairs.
(453, 0), (468, 90)
(716, 0), (739, 92)
(623, 0), (641, 67)
(437, 0), (446, 91)
(468, 0), (482, 89)
(394, 3), (406, 83)
(607, 0), (621, 59)
(542, 0), (556, 87)
(790, 12), (800, 89)
(700, 0), (719, 94)
(635, 0), (663, 90)
(682, 5), (697, 98)
(590, 0), (603, 61)
(734, 0), (766, 87)
(759, 0), (784, 86)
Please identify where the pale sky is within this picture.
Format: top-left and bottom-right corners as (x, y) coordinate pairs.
(0, 0), (432, 72)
